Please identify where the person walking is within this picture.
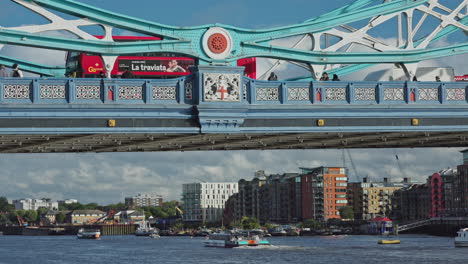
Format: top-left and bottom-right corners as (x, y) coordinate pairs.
(267, 72), (278, 81)
(412, 76), (418, 82)
(332, 74), (340, 81)
(10, 64), (23, 77)
(435, 76), (441, 82)
(121, 69), (135, 79)
(320, 72), (329, 81)
(0, 64), (8, 78)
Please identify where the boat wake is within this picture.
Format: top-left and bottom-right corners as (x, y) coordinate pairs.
(233, 245), (313, 251)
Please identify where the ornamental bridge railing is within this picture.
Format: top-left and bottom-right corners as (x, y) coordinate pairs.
(1, 76), (468, 106)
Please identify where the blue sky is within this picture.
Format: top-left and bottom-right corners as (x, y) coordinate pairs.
(0, 0), (467, 204)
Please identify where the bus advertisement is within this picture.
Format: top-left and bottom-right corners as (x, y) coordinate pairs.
(66, 36), (256, 79)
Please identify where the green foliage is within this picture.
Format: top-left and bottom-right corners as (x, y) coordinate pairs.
(302, 219), (323, 230)
(170, 219), (184, 231)
(141, 205), (177, 219)
(23, 210), (38, 223)
(0, 214), (11, 225)
(241, 216), (260, 230)
(36, 207), (49, 221)
(339, 206), (354, 220)
(263, 222), (275, 230)
(0, 197), (14, 212)
(55, 212), (65, 223)
(229, 220), (243, 229)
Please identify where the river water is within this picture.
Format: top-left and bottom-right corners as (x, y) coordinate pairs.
(0, 234), (466, 264)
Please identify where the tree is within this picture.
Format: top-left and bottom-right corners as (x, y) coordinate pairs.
(36, 207), (49, 222)
(0, 197), (14, 212)
(0, 214), (11, 225)
(302, 219), (323, 230)
(170, 219), (184, 231)
(241, 216), (260, 230)
(23, 210), (38, 223)
(263, 222), (275, 230)
(339, 206), (354, 220)
(55, 212), (65, 224)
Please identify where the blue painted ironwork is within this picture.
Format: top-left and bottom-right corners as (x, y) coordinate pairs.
(0, 0), (466, 77)
(0, 72), (467, 135)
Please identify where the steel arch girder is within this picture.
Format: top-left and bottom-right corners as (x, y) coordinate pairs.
(0, 55), (65, 76)
(15, 0), (433, 63)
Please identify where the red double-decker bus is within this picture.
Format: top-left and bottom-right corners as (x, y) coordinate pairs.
(455, 75), (468, 82)
(65, 36), (256, 79)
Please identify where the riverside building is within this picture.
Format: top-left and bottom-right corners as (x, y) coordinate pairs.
(13, 198), (58, 211)
(347, 177), (411, 220)
(182, 182), (238, 223)
(125, 193), (163, 208)
(301, 167), (348, 221)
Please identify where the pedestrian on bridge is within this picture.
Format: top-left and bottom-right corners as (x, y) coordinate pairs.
(268, 72), (278, 81)
(332, 74), (340, 81)
(121, 69), (135, 79)
(0, 64), (8, 78)
(10, 64), (23, 78)
(320, 72), (329, 81)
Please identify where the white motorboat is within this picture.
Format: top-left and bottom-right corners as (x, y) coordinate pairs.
(455, 228), (468, 247)
(135, 221), (159, 236)
(77, 228), (100, 239)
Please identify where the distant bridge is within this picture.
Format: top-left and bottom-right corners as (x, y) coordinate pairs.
(396, 217), (468, 233)
(1, 66), (468, 153)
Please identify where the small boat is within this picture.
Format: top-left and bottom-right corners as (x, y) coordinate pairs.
(149, 233), (160, 239)
(135, 221), (159, 236)
(378, 239), (400, 244)
(204, 233), (271, 248)
(454, 228), (468, 247)
(77, 228), (100, 239)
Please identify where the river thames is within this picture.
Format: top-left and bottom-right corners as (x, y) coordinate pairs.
(0, 234), (466, 264)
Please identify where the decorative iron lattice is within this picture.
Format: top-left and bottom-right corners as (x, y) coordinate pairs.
(383, 88), (404, 101)
(355, 88), (376, 101)
(325, 88), (346, 101)
(288, 87), (309, 101)
(185, 80), (193, 100)
(446, 88), (466, 101)
(75, 85), (101, 99)
(40, 85), (65, 99)
(118, 86), (143, 100)
(418, 88), (439, 101)
(152, 86), (176, 100)
(256, 87), (279, 101)
(3, 84), (30, 99)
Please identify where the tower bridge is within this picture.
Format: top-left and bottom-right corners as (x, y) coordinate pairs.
(0, 0), (467, 153)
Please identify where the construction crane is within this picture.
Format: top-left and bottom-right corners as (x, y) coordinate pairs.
(17, 215), (27, 226)
(175, 207), (183, 217)
(88, 210), (116, 224)
(393, 150), (409, 180)
(342, 149), (360, 182)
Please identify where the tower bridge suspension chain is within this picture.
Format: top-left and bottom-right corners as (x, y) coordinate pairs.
(0, 0), (466, 79)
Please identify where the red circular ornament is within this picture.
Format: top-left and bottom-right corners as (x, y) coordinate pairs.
(207, 33), (228, 54)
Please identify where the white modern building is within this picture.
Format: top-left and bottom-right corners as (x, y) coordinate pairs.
(182, 182), (238, 223)
(125, 193), (163, 208)
(13, 198), (58, 211)
(58, 199), (78, 205)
